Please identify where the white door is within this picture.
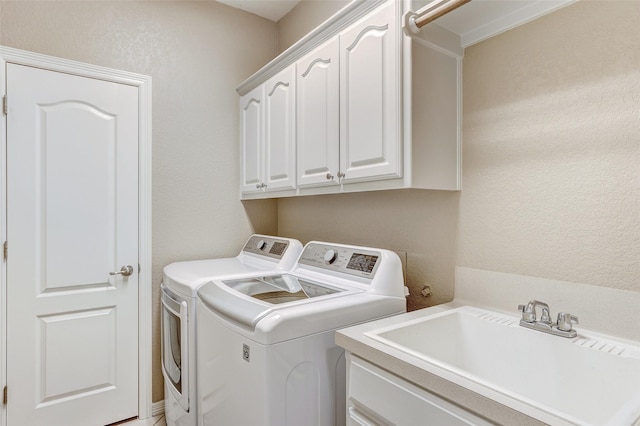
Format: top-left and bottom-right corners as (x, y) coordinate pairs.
(339, 1), (401, 183)
(264, 65), (296, 192)
(240, 85), (264, 194)
(6, 63), (139, 426)
(296, 38), (340, 188)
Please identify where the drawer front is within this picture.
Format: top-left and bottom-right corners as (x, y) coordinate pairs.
(348, 355), (492, 426)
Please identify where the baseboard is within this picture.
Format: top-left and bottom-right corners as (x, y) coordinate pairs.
(151, 400), (165, 417)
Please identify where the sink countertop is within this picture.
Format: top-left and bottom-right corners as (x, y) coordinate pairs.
(337, 267), (640, 425)
(336, 301), (548, 426)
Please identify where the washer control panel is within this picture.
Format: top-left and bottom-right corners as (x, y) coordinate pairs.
(242, 235), (290, 259)
(298, 243), (381, 279)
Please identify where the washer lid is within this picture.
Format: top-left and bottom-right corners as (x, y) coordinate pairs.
(163, 258), (259, 297)
(162, 235), (304, 297)
(197, 275), (347, 328)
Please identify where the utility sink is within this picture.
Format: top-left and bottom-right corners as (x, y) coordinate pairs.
(366, 306), (640, 425)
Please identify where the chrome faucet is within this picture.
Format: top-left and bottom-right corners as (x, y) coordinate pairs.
(518, 300), (551, 324)
(517, 300), (578, 338)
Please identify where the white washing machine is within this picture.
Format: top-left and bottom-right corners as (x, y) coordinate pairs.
(161, 234), (303, 426)
(196, 241), (407, 426)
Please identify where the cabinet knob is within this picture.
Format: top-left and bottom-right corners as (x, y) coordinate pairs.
(326, 173), (334, 180)
(256, 183), (261, 190)
(337, 172), (345, 179)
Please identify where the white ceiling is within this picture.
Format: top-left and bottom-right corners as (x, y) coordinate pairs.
(216, 0), (301, 22)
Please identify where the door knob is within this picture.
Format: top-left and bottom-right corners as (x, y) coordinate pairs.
(109, 265), (134, 277)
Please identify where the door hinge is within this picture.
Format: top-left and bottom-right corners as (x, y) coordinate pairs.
(2, 96), (7, 115)
(2, 241), (7, 261)
(3, 386), (7, 405)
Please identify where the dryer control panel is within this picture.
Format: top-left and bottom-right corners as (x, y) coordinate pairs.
(242, 235), (291, 259)
(298, 243), (381, 279)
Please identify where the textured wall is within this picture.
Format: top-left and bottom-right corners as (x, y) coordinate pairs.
(278, 190), (460, 310)
(459, 0), (640, 291)
(277, 0), (640, 309)
(0, 1), (279, 402)
(277, 0), (349, 53)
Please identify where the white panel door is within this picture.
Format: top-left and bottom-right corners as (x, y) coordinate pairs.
(264, 65), (296, 191)
(6, 63), (139, 426)
(296, 38), (340, 188)
(340, 1), (401, 183)
(240, 85), (264, 194)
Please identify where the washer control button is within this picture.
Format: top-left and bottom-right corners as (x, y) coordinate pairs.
(324, 249), (337, 264)
(256, 240), (267, 251)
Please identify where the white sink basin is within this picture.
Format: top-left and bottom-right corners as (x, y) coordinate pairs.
(366, 306), (640, 425)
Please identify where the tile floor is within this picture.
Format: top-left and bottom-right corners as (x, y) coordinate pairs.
(121, 414), (166, 426)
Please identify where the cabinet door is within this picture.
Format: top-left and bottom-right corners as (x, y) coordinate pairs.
(240, 85), (264, 194)
(296, 38), (340, 188)
(264, 65), (297, 191)
(348, 356), (493, 426)
(340, 1), (401, 183)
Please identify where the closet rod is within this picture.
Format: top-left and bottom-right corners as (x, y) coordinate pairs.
(408, 0), (471, 31)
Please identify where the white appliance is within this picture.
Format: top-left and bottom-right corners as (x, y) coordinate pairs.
(196, 241), (407, 426)
(161, 234), (303, 426)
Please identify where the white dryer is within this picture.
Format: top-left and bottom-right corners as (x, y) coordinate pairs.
(161, 234), (303, 426)
(196, 241), (407, 426)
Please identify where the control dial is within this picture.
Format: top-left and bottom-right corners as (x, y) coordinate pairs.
(256, 240), (267, 251)
(324, 249), (338, 264)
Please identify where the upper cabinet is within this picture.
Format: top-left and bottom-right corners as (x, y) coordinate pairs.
(239, 85), (263, 194)
(237, 0), (575, 199)
(241, 65), (296, 194)
(339, 1), (401, 184)
(264, 66), (296, 192)
(238, 0), (453, 199)
(295, 2), (400, 191)
(296, 38), (340, 189)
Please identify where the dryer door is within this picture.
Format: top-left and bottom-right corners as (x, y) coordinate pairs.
(161, 285), (190, 411)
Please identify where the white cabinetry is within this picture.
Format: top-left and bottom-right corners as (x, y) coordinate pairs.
(339, 1), (400, 184)
(296, 1), (400, 189)
(238, 0), (462, 199)
(240, 65), (296, 195)
(346, 354), (492, 426)
(240, 85), (263, 194)
(296, 38), (340, 188)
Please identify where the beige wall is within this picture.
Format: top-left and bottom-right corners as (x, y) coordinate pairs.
(0, 1), (279, 402)
(459, 1), (639, 291)
(277, 0), (349, 52)
(277, 1), (640, 309)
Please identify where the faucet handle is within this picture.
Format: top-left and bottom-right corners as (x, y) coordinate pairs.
(556, 312), (579, 332)
(518, 304), (536, 323)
